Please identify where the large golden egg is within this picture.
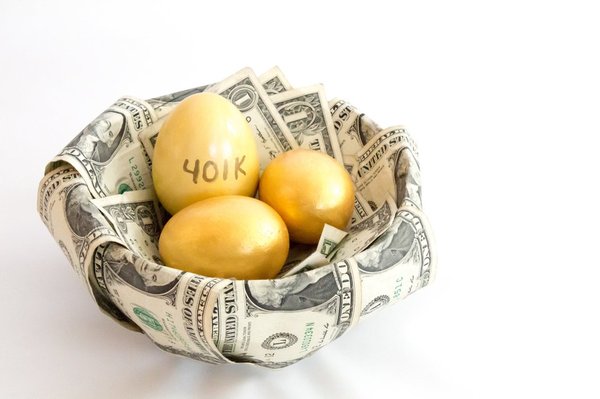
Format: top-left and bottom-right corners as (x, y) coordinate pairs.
(259, 149), (355, 244)
(158, 195), (289, 280)
(152, 93), (259, 215)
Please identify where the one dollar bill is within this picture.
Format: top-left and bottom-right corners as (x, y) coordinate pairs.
(271, 85), (343, 163)
(206, 67), (298, 170)
(259, 66), (293, 95)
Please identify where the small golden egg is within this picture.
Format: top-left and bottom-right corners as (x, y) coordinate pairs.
(152, 93), (259, 215)
(258, 149), (355, 244)
(158, 195), (289, 280)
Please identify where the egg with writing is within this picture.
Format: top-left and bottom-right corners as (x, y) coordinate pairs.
(159, 196), (289, 280)
(152, 92), (259, 215)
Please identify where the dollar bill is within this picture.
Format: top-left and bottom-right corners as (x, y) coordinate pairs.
(211, 259), (361, 367)
(93, 243), (232, 364)
(137, 119), (165, 162)
(330, 99), (364, 158)
(279, 243), (317, 275)
(146, 85), (207, 119)
(37, 166), (123, 290)
(271, 85), (343, 163)
(101, 141), (154, 193)
(91, 189), (164, 263)
(88, 243), (141, 332)
(38, 164), (79, 227)
(259, 66), (293, 95)
(278, 224), (348, 277)
(331, 197), (397, 262)
(330, 98), (382, 147)
(206, 68), (297, 170)
(351, 191), (374, 226)
(354, 206), (435, 318)
(394, 145), (423, 209)
(342, 154), (357, 175)
(352, 126), (421, 210)
(39, 167), (135, 327)
(48, 96), (159, 198)
(330, 98), (385, 177)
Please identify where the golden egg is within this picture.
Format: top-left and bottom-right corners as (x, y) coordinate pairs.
(258, 149), (355, 244)
(158, 195), (289, 280)
(152, 92), (259, 215)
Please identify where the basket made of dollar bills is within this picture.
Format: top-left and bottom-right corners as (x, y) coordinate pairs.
(37, 69), (436, 368)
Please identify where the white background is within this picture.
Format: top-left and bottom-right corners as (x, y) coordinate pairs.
(1, 1), (599, 398)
